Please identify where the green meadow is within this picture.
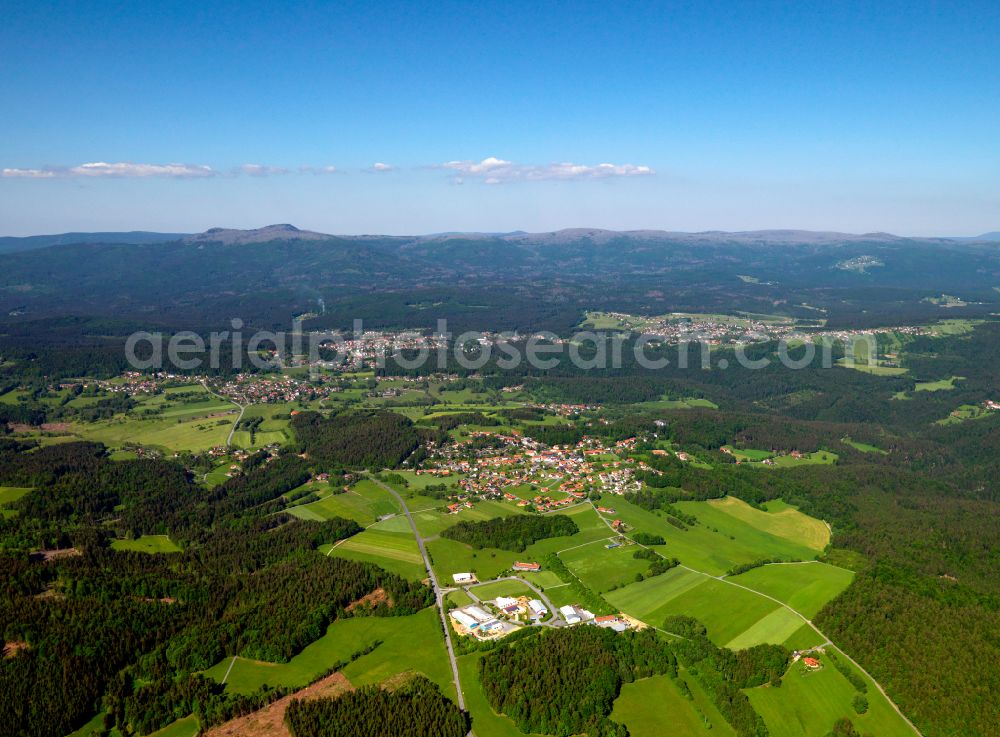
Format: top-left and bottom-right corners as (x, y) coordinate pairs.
(914, 376), (963, 392)
(468, 580), (535, 601)
(728, 562), (854, 619)
(110, 535), (182, 554)
(618, 574), (785, 645)
(611, 673), (737, 737)
(747, 650), (915, 737)
(322, 528), (426, 581)
(606, 495), (820, 576)
(203, 608), (453, 699)
(560, 541), (653, 592)
(0, 486), (33, 517)
(841, 437), (887, 454)
(704, 497), (830, 552)
(288, 479), (399, 526)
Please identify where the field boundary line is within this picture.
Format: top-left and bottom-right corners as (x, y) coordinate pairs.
(220, 656), (238, 684)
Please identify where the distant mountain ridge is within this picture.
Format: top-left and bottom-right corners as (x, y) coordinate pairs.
(0, 230), (186, 254)
(2, 224), (997, 254)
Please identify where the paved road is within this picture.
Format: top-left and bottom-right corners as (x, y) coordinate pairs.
(369, 478), (470, 719)
(200, 380), (244, 446)
(587, 501), (924, 737)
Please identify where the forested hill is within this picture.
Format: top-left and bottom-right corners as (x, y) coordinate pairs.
(1, 226), (999, 334)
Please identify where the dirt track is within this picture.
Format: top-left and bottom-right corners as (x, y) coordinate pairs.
(203, 672), (352, 737)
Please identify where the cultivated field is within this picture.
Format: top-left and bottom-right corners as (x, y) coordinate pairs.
(322, 528), (426, 581)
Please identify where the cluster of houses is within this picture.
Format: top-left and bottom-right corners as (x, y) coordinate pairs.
(538, 403), (602, 417)
(213, 375), (326, 404)
(427, 432), (648, 507)
(598, 310), (930, 350)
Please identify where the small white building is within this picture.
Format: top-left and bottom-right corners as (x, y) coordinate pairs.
(453, 572), (476, 585)
(559, 605), (581, 624)
(528, 599), (548, 616)
(495, 596), (518, 609)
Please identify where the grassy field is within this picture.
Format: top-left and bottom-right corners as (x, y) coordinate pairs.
(616, 574), (784, 645)
(204, 608), (453, 698)
(410, 500), (518, 538)
(516, 569), (566, 590)
(560, 541), (652, 592)
(747, 651), (916, 737)
(323, 528), (425, 580)
(782, 623), (827, 651)
(704, 497), (830, 552)
(611, 673), (737, 737)
(914, 376), (963, 392)
(468, 580), (536, 600)
(724, 606), (806, 650)
(148, 715), (200, 737)
(723, 446), (774, 461)
(768, 450), (838, 468)
(110, 535), (182, 554)
(605, 567), (709, 625)
(70, 413), (232, 453)
(606, 496), (821, 575)
(841, 437), (887, 454)
(288, 479), (399, 525)
(728, 562), (854, 618)
(0, 486), (33, 517)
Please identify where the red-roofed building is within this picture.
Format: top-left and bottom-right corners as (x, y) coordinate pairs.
(803, 657), (821, 669)
(513, 561), (541, 572)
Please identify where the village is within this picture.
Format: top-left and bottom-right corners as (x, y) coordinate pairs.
(421, 431), (653, 512)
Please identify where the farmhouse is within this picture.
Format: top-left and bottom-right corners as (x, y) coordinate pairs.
(513, 561), (541, 572)
(803, 657), (821, 669)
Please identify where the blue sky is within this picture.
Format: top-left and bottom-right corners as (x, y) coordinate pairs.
(1, 0), (998, 236)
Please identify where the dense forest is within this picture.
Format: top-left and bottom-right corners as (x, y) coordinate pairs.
(479, 626), (677, 737)
(291, 410), (422, 469)
(441, 514), (579, 552)
(285, 676), (469, 737)
(0, 440), (435, 737)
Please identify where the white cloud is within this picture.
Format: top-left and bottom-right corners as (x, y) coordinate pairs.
(299, 165), (339, 174)
(439, 157), (654, 184)
(2, 167), (58, 178)
(371, 162), (394, 172)
(235, 163), (290, 177)
(71, 162), (217, 177)
(2, 162), (217, 178)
